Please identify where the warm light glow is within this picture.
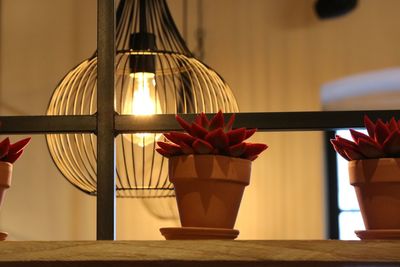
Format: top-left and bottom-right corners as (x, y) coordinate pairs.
(126, 72), (162, 147)
(130, 72), (158, 115)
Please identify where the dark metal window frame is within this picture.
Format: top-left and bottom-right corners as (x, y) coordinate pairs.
(0, 0), (399, 240)
(324, 131), (339, 239)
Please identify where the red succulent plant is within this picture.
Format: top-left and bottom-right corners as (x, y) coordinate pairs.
(0, 137), (31, 164)
(156, 111), (268, 161)
(331, 115), (400, 161)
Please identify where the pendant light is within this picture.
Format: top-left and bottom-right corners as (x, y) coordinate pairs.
(46, 0), (238, 197)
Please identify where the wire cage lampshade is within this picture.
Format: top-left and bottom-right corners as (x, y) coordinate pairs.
(46, 0), (238, 198)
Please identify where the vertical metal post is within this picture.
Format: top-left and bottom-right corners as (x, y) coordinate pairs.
(97, 0), (116, 240)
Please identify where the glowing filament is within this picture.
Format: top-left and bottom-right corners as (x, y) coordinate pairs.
(127, 72), (162, 147)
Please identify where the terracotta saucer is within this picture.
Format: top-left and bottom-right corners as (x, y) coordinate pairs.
(355, 229), (400, 240)
(160, 227), (239, 240)
(0, 232), (8, 241)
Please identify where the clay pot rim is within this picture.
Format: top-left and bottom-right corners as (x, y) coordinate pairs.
(349, 157), (400, 164)
(169, 154), (251, 163)
(349, 157), (400, 184)
(169, 154), (251, 185)
(0, 161), (12, 168)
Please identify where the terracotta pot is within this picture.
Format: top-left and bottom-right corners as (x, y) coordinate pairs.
(348, 158), (400, 229)
(0, 161), (12, 209)
(169, 155), (251, 229)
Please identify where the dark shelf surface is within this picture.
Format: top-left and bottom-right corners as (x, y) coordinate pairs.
(0, 240), (399, 266)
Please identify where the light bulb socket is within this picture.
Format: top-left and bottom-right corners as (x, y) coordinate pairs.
(130, 32), (156, 73)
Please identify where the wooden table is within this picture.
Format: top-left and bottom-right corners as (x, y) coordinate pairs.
(0, 240), (399, 266)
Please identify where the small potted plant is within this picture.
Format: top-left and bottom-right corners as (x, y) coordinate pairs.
(331, 115), (400, 239)
(157, 111), (267, 239)
(0, 137), (30, 241)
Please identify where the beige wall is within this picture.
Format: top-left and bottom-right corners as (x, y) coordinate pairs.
(0, 0), (98, 240)
(1, 0), (400, 240)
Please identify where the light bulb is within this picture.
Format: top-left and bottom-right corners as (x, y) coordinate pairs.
(125, 72), (162, 147)
(131, 72), (158, 115)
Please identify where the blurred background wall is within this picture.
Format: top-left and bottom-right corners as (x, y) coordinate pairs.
(0, 0), (400, 240)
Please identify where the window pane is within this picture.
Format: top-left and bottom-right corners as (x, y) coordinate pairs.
(339, 211), (365, 240)
(336, 129), (363, 211)
(337, 153), (359, 210)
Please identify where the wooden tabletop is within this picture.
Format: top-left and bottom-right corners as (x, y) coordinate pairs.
(0, 240), (399, 266)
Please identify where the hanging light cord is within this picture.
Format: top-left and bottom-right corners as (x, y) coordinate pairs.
(139, 0), (147, 33)
(182, 0), (204, 60)
(182, 0), (188, 42)
(196, 0), (205, 61)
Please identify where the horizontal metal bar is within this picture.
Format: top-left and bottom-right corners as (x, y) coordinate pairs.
(233, 110), (400, 131)
(1, 110), (399, 135)
(116, 114), (183, 133)
(0, 115), (97, 134)
(115, 110), (400, 133)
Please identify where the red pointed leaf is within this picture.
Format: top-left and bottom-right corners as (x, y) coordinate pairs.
(209, 111), (224, 130)
(364, 115), (375, 139)
(191, 122), (209, 139)
(200, 112), (210, 129)
(246, 155), (258, 161)
(383, 130), (400, 156)
(192, 139), (213, 154)
(163, 133), (175, 143)
(228, 142), (246, 157)
(389, 117), (399, 132)
(224, 113), (236, 132)
(0, 138), (10, 160)
(244, 128), (257, 140)
(156, 148), (173, 157)
(375, 119), (390, 145)
(157, 141), (182, 155)
(343, 147), (365, 160)
(3, 150), (23, 164)
(205, 128), (229, 149)
(179, 141), (194, 154)
(212, 148), (220, 154)
(194, 113), (202, 126)
(333, 136), (366, 160)
(164, 132), (196, 146)
(330, 139), (351, 161)
(357, 137), (384, 158)
(9, 137), (31, 154)
(334, 135), (358, 150)
(349, 129), (373, 144)
(242, 143), (268, 158)
(0, 138), (9, 146)
(175, 115), (192, 134)
(226, 128), (246, 145)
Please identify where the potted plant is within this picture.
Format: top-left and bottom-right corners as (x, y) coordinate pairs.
(331, 115), (400, 239)
(156, 111), (267, 239)
(0, 137), (30, 241)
